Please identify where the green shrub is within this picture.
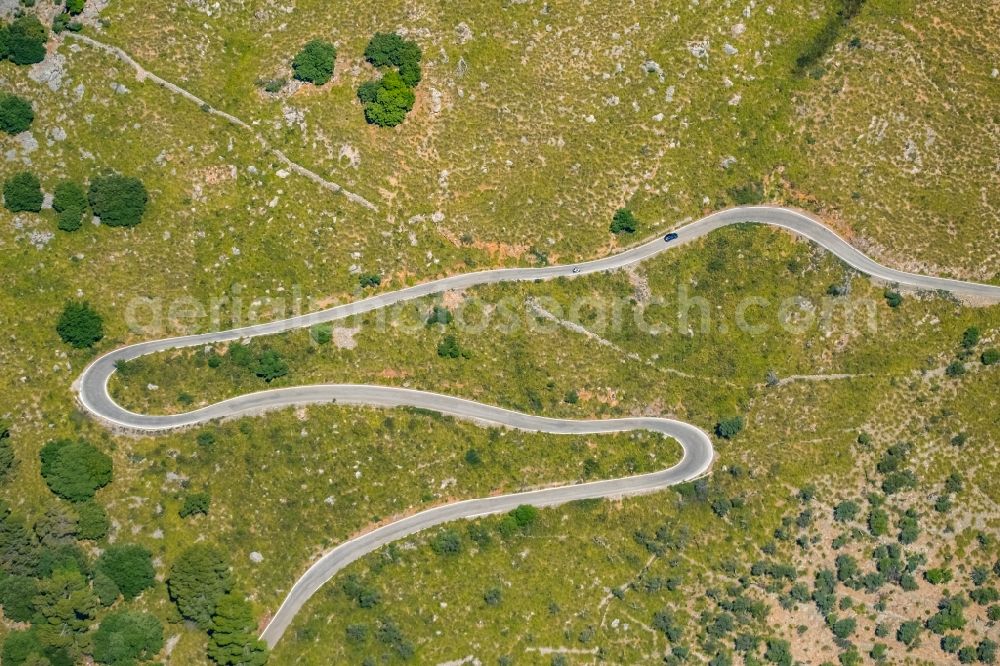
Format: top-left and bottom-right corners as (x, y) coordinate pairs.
(431, 529), (462, 555)
(3, 171), (43, 212)
(961, 326), (981, 350)
(437, 334), (468, 359)
(715, 416), (745, 439)
(52, 180), (87, 231)
(56, 300), (104, 348)
(981, 349), (999, 366)
(945, 360), (966, 377)
(252, 349), (288, 382)
(883, 289), (902, 308)
(179, 492), (210, 518)
(509, 504), (538, 529)
(310, 323), (332, 344)
(358, 70), (415, 127)
(358, 273), (382, 288)
(292, 39), (336, 85)
(833, 500), (859, 522)
(65, 0), (85, 15)
(39, 439), (112, 501)
(609, 208), (637, 234)
(88, 174), (148, 227)
(0, 93), (33, 134)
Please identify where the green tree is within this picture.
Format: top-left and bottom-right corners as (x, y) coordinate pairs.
(897, 620), (921, 647)
(0, 574), (37, 622)
(979, 639), (998, 664)
(943, 635), (964, 653)
(97, 544), (155, 600)
(609, 208), (637, 234)
(0, 93), (33, 134)
(927, 596), (966, 634)
(253, 349), (288, 382)
(76, 501), (109, 540)
(93, 568), (120, 606)
(0, 420), (15, 483)
(92, 610), (164, 665)
(33, 568), (98, 653)
(883, 289), (902, 308)
(34, 503), (78, 547)
(39, 439), (112, 501)
(0, 502), (39, 576)
(65, 0), (85, 15)
(88, 174), (148, 227)
(868, 507), (889, 536)
(831, 617), (856, 639)
(180, 492), (210, 518)
(56, 301), (104, 348)
(833, 500), (859, 522)
(292, 40), (336, 85)
(168, 544), (233, 629)
(3, 171), (43, 212)
(207, 593), (269, 666)
(358, 70), (415, 127)
(764, 638), (792, 666)
(52, 180), (87, 232)
(5, 16), (48, 66)
(364, 32), (421, 70)
(1, 629), (48, 666)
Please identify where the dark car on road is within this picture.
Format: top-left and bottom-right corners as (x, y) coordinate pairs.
(664, 232), (679, 242)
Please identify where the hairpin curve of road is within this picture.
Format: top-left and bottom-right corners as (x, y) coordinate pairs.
(72, 205), (1000, 647)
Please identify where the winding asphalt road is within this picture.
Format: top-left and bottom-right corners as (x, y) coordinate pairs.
(73, 205), (1000, 647)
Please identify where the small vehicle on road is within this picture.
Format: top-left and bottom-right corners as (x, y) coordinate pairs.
(664, 232), (679, 242)
(572, 267), (581, 273)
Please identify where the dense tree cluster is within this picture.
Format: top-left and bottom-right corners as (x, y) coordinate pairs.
(358, 32), (422, 127)
(0, 93), (33, 134)
(292, 39), (336, 85)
